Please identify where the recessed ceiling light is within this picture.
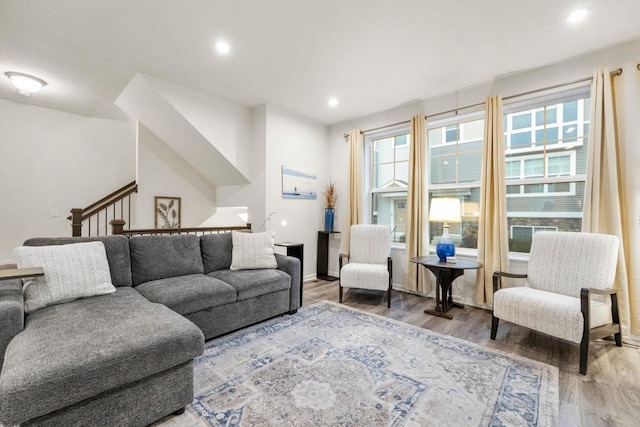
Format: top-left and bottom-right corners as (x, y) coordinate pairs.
(215, 40), (231, 55)
(328, 97), (338, 107)
(5, 71), (47, 96)
(567, 8), (587, 23)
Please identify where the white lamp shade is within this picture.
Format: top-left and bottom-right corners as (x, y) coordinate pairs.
(428, 198), (461, 223)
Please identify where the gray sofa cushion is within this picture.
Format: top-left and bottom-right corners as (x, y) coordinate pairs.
(200, 233), (232, 273)
(209, 269), (291, 301)
(0, 279), (23, 369)
(23, 236), (133, 287)
(130, 235), (204, 286)
(135, 274), (237, 315)
(0, 287), (204, 425)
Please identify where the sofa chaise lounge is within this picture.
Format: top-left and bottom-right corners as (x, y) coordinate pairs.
(0, 233), (301, 426)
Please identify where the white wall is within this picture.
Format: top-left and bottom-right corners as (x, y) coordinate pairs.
(116, 74), (250, 188)
(264, 104), (329, 281)
(0, 99), (135, 263)
(135, 123), (216, 228)
(215, 105), (268, 228)
(328, 39), (640, 307)
(141, 74), (254, 178)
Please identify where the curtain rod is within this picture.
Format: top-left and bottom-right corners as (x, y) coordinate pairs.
(424, 73), (609, 121)
(344, 68), (623, 139)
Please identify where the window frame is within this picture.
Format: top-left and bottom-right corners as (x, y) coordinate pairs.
(503, 84), (591, 254)
(364, 124), (411, 246)
(427, 110), (485, 253)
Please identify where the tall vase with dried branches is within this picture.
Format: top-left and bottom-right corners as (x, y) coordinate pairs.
(322, 181), (337, 232)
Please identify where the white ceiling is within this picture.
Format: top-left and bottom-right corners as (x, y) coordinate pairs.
(1, 0), (639, 125)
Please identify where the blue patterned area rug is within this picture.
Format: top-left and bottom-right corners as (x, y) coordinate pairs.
(160, 301), (558, 426)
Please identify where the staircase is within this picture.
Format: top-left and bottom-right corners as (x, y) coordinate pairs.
(68, 181), (137, 236)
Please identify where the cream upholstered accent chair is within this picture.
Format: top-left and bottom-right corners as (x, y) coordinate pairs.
(491, 231), (621, 375)
(339, 224), (392, 308)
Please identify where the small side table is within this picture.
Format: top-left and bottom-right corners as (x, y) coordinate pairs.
(317, 231), (340, 281)
(275, 242), (304, 306)
(410, 257), (482, 320)
(0, 267), (45, 280)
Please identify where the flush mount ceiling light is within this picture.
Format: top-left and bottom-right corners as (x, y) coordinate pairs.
(215, 40), (231, 55)
(328, 97), (338, 107)
(567, 8), (588, 23)
(5, 71), (47, 96)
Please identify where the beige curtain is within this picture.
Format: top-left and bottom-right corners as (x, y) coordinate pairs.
(474, 96), (510, 305)
(405, 115), (430, 294)
(583, 68), (636, 336)
(345, 129), (363, 251)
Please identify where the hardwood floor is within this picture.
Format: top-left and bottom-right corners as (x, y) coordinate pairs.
(303, 279), (640, 427)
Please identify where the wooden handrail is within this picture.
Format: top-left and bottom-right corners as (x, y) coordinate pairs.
(79, 185), (137, 221)
(69, 180), (138, 236)
(67, 181), (137, 221)
(117, 224), (252, 236)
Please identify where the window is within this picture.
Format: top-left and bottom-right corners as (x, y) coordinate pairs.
(367, 128), (410, 243)
(510, 225), (558, 251)
(504, 89), (590, 253)
(427, 115), (484, 249)
(506, 152), (576, 196)
(362, 87), (590, 255)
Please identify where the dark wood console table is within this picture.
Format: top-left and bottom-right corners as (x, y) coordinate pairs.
(275, 242), (304, 306)
(410, 257), (482, 319)
(317, 231), (340, 281)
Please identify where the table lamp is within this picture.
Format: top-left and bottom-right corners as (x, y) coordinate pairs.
(429, 198), (462, 261)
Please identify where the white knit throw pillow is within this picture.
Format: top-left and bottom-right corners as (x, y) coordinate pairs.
(14, 241), (116, 314)
(230, 231), (278, 270)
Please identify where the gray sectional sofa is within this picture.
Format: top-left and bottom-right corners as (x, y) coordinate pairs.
(0, 233), (301, 426)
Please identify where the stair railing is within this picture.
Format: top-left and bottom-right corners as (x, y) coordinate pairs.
(69, 181), (138, 236)
(111, 224), (252, 236)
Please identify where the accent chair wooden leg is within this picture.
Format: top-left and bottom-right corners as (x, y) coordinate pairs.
(339, 284), (343, 303)
(580, 336), (589, 375)
(580, 288), (591, 375)
(490, 316), (499, 340)
(614, 330), (622, 347)
(387, 257), (392, 309)
(173, 407), (186, 416)
(612, 293), (622, 347)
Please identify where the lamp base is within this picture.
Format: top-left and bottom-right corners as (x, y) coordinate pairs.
(436, 236), (456, 262)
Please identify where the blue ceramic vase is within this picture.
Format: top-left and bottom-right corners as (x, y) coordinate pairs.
(324, 207), (335, 232)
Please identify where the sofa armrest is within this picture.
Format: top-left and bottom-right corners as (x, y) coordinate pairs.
(275, 254), (301, 311)
(0, 279), (25, 369)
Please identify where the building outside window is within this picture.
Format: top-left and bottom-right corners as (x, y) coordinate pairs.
(427, 115), (484, 250)
(504, 90), (590, 252)
(367, 128), (410, 244)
